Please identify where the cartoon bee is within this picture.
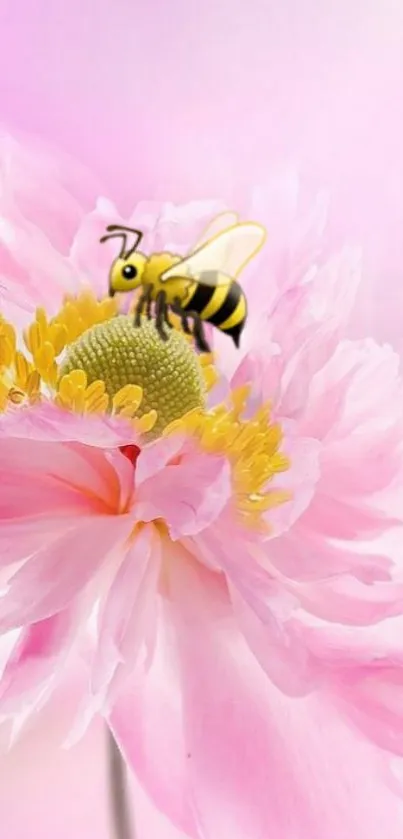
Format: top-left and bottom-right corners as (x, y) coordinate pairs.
(100, 212), (266, 353)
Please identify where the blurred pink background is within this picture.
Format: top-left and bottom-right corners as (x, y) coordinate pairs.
(0, 0), (402, 269)
(0, 0), (403, 349)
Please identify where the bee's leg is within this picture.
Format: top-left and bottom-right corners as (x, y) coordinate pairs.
(145, 286), (153, 320)
(172, 298), (191, 334)
(155, 291), (169, 342)
(163, 303), (174, 330)
(134, 284), (153, 327)
(187, 311), (211, 354)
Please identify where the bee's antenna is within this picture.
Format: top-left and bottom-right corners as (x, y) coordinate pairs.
(99, 231), (128, 259)
(99, 225), (143, 259)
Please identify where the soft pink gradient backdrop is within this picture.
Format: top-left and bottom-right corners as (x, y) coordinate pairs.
(1, 0), (403, 311)
(0, 0), (402, 280)
(1, 0), (403, 348)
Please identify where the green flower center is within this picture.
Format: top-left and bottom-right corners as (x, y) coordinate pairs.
(59, 315), (206, 438)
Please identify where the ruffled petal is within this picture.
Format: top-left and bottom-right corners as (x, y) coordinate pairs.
(248, 171), (328, 292)
(268, 521), (395, 582)
(135, 447), (231, 539)
(0, 204), (82, 315)
(229, 248), (362, 417)
(0, 401), (139, 449)
(135, 434), (187, 485)
(334, 665), (403, 758)
(195, 527), (321, 693)
(264, 425), (321, 537)
(0, 515), (131, 630)
(168, 557), (403, 839)
(285, 573), (403, 626)
(0, 517), (81, 571)
(109, 582), (198, 836)
(299, 339), (402, 440)
(0, 436), (126, 519)
(0, 605), (82, 718)
(69, 197), (124, 297)
(229, 581), (321, 695)
(91, 524), (161, 704)
(300, 342), (403, 539)
(128, 199), (226, 254)
(0, 132), (98, 250)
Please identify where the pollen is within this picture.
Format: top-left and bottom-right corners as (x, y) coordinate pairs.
(165, 384), (291, 530)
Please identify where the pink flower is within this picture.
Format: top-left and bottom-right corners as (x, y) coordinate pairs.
(1, 135), (403, 837)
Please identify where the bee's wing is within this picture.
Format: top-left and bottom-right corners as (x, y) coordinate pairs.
(160, 222), (266, 287)
(194, 211), (239, 249)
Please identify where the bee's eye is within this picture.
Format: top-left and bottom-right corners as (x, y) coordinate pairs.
(122, 265), (138, 280)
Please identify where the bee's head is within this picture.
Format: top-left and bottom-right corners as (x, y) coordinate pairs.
(109, 253), (147, 295)
(100, 225), (147, 296)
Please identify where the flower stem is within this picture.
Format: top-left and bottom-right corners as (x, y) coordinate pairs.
(107, 728), (135, 839)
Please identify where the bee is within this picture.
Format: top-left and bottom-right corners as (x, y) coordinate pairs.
(100, 212), (266, 353)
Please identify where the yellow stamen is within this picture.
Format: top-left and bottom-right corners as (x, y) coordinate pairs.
(0, 319), (16, 368)
(14, 351), (31, 389)
(165, 386), (291, 530)
(0, 316), (42, 409)
(112, 384), (143, 415)
(133, 410), (158, 434)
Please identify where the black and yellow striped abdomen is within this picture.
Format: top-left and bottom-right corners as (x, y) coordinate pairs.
(182, 271), (247, 347)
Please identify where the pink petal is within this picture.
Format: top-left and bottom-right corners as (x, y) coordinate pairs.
(301, 490), (399, 540)
(285, 573), (403, 626)
(135, 448), (231, 539)
(301, 248), (362, 338)
(229, 581), (321, 695)
(297, 342), (403, 537)
(128, 199), (226, 254)
(109, 590), (199, 836)
(69, 197), (124, 297)
(131, 777), (194, 839)
(248, 527), (403, 626)
(91, 524), (160, 703)
(295, 616), (403, 757)
(0, 606), (82, 716)
(0, 517), (83, 570)
(135, 434), (188, 485)
(264, 425), (321, 537)
(196, 527), (321, 693)
(334, 665), (403, 757)
(0, 204), (81, 314)
(169, 557), (403, 839)
(0, 437), (125, 519)
(301, 339), (402, 442)
(0, 132), (98, 250)
(268, 522), (395, 583)
(321, 430), (403, 499)
(279, 320), (347, 419)
(0, 515), (132, 630)
(0, 400), (139, 449)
